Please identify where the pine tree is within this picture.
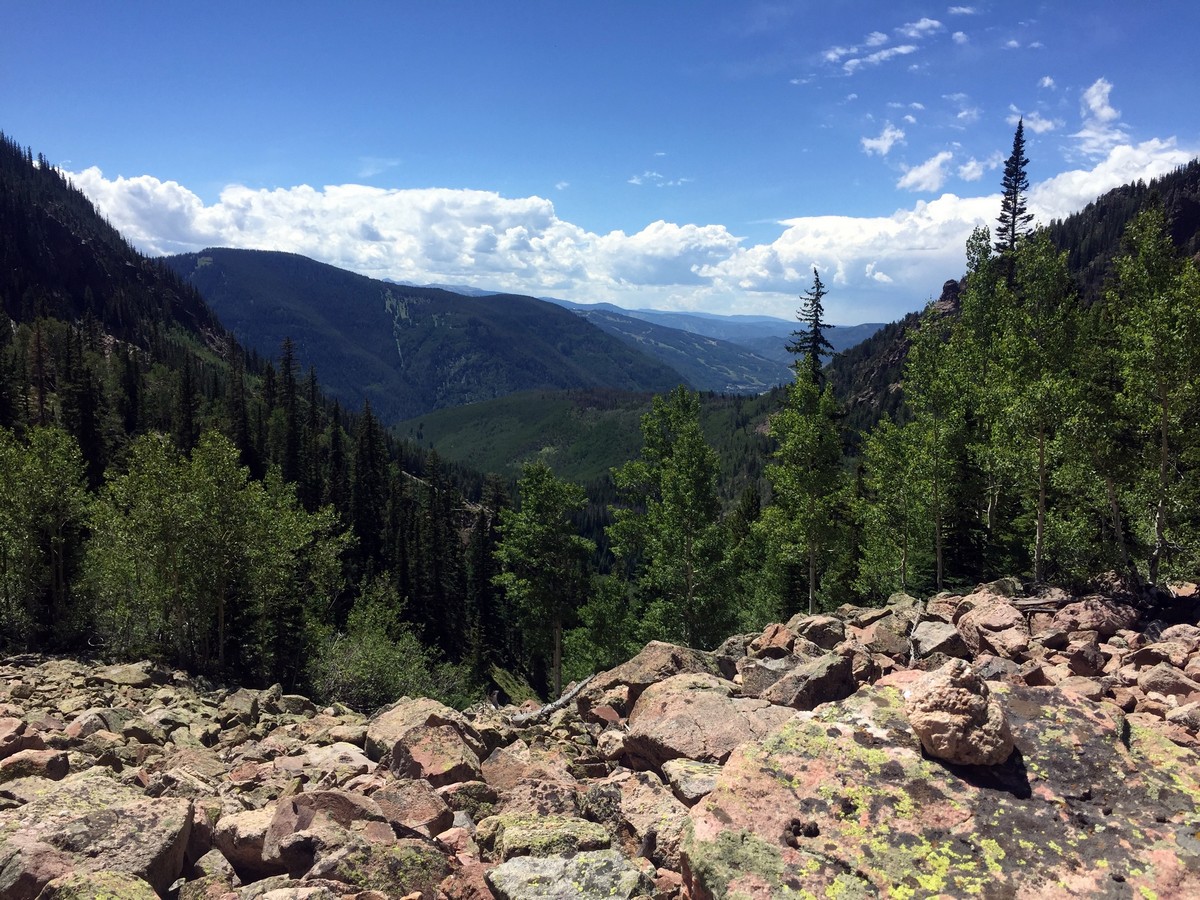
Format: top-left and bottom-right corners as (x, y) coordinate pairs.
(787, 268), (835, 385)
(996, 119), (1034, 284)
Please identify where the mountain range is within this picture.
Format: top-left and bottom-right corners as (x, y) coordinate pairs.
(164, 250), (886, 421)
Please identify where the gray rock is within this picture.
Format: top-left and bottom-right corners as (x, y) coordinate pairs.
(911, 620), (969, 660)
(486, 849), (652, 899)
(760, 652), (857, 710)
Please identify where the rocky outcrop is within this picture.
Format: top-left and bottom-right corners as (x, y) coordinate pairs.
(1, 578), (1198, 898)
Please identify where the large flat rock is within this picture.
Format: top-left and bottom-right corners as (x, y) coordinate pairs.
(684, 682), (1200, 898)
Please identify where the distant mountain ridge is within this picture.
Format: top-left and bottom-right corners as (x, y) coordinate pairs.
(164, 249), (686, 424)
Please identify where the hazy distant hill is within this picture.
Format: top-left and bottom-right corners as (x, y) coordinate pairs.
(551, 299), (882, 368)
(550, 304), (793, 393)
(164, 249), (685, 423)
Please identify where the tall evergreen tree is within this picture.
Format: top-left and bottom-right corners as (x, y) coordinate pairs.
(494, 462), (593, 698)
(787, 268), (835, 385)
(996, 119), (1034, 284)
(609, 386), (731, 648)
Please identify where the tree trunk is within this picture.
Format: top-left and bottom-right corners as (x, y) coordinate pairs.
(1104, 475), (1134, 581)
(552, 613), (563, 699)
(1149, 392), (1170, 585)
(1034, 425), (1046, 584)
(808, 542), (816, 615)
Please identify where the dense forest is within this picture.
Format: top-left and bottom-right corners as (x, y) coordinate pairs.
(2, 127), (1199, 709)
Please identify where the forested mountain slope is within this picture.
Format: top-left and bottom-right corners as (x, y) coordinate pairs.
(165, 249), (686, 424)
(829, 160), (1200, 441)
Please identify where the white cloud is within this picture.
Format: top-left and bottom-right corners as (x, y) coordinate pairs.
(865, 31), (889, 47)
(897, 151), (955, 192)
(1072, 77), (1129, 157)
(847, 93), (859, 101)
(865, 261), (893, 283)
(1006, 107), (1062, 134)
(911, 102), (926, 110)
(555, 181), (570, 191)
(1004, 39), (1020, 49)
(957, 151), (1004, 182)
(1039, 75), (1055, 89)
(899, 18), (943, 38)
(1029, 138), (1192, 220)
(903, 114), (917, 125)
(952, 31), (968, 44)
(843, 44), (918, 74)
(861, 123), (906, 156)
(67, 137), (1196, 324)
(948, 5), (977, 13)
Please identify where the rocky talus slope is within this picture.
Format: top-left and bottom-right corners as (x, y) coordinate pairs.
(2, 579), (1200, 899)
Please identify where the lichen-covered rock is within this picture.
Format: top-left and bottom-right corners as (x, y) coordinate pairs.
(0, 770), (193, 896)
(904, 660), (1013, 765)
(485, 849), (653, 900)
(660, 758), (722, 807)
(685, 680), (1200, 899)
(35, 869), (159, 899)
(475, 813), (609, 861)
(580, 769), (688, 867)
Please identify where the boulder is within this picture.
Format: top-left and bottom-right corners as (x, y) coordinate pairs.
(372, 779), (454, 836)
(660, 758), (722, 806)
(747, 623), (795, 658)
(910, 620), (969, 660)
(0, 748), (67, 782)
(580, 769), (688, 868)
(0, 772), (193, 896)
(956, 600), (1028, 657)
(622, 674), (794, 770)
(214, 806), (283, 879)
(759, 652), (857, 710)
(684, 681), (1200, 899)
(579, 641), (725, 718)
(1052, 598), (1139, 637)
(785, 614), (845, 650)
(364, 697), (483, 764)
(390, 723), (482, 786)
(903, 660), (1013, 766)
(1137, 663), (1200, 701)
(485, 849), (652, 900)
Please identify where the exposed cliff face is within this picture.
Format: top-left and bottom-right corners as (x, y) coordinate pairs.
(1, 580), (1198, 899)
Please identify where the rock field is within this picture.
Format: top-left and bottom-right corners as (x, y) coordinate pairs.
(2, 578), (1199, 899)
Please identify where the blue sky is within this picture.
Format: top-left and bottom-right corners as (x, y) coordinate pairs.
(4, 2), (1198, 323)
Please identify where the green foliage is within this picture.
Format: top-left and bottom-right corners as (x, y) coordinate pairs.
(0, 426), (90, 649)
(494, 461), (595, 696)
(609, 386), (732, 648)
(757, 373), (846, 616)
(307, 576), (475, 712)
(85, 430), (351, 682)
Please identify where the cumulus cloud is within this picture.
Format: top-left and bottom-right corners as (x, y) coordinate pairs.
(952, 31), (968, 44)
(865, 31), (889, 47)
(1072, 77), (1128, 156)
(957, 151), (1004, 182)
(861, 123), (906, 156)
(843, 44), (918, 74)
(67, 136), (1195, 324)
(1006, 107), (1062, 134)
(1039, 75), (1055, 89)
(897, 151), (955, 192)
(898, 18), (943, 38)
